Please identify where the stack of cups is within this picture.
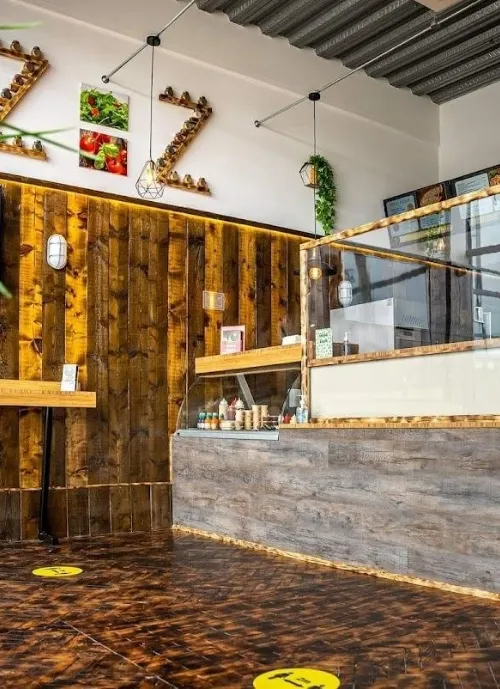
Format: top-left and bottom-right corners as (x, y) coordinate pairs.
(260, 405), (268, 425)
(252, 404), (261, 430)
(244, 409), (252, 431)
(235, 408), (244, 431)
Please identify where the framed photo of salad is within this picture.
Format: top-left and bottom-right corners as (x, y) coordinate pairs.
(79, 130), (128, 176)
(80, 84), (129, 132)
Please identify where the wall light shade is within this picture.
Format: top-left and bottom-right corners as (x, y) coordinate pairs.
(338, 280), (353, 307)
(46, 234), (67, 270)
(300, 161), (318, 189)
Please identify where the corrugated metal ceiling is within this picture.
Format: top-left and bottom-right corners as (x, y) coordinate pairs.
(188, 0), (500, 103)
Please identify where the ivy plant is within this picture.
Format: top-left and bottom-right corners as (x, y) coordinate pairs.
(309, 154), (336, 235)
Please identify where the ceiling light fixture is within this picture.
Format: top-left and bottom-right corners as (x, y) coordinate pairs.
(136, 35), (165, 200)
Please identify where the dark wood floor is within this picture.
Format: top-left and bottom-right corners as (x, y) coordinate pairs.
(1, 530), (499, 688)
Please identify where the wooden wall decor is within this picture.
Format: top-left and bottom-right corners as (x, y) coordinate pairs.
(0, 138), (46, 161)
(0, 176), (304, 541)
(156, 87), (213, 195)
(0, 41), (49, 122)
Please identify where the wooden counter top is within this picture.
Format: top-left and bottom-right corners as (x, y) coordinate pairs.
(0, 380), (96, 408)
(195, 344), (301, 376)
(309, 337), (500, 368)
(283, 415), (500, 429)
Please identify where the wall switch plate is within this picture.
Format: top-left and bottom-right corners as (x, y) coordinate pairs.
(61, 364), (79, 392)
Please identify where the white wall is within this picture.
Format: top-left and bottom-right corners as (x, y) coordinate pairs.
(3, 0), (439, 234)
(440, 82), (500, 180)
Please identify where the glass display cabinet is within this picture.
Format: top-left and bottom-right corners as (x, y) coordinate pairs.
(176, 345), (301, 439)
(301, 187), (500, 421)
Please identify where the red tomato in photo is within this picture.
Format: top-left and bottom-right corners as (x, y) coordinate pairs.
(120, 149), (127, 166)
(80, 133), (97, 153)
(106, 157), (125, 175)
(90, 107), (100, 118)
(97, 133), (111, 144)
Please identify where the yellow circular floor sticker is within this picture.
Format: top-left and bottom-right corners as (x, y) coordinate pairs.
(254, 668), (340, 689)
(32, 566), (82, 578)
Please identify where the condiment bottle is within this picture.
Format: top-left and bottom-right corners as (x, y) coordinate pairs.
(218, 398), (228, 420)
(235, 398), (244, 411)
(211, 413), (219, 430)
(205, 413), (212, 430)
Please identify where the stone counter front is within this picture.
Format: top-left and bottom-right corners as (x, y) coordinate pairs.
(172, 428), (500, 593)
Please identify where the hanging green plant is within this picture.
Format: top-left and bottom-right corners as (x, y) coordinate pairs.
(309, 154), (336, 235)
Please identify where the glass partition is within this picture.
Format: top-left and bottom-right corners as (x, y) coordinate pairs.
(306, 192), (500, 361)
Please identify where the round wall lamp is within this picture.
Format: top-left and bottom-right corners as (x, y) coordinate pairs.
(46, 234), (68, 270)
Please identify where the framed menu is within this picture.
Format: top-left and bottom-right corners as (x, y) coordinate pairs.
(449, 165), (500, 219)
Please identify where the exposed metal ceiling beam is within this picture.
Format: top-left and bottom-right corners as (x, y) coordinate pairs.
(367, 0), (500, 78)
(227, 0), (282, 24)
(315, 0), (423, 59)
(412, 46), (500, 95)
(388, 22), (500, 87)
(432, 62), (500, 103)
(341, 12), (432, 68)
(287, 0), (384, 49)
(258, 0), (332, 37)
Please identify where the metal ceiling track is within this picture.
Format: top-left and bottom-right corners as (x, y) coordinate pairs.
(188, 0), (500, 116)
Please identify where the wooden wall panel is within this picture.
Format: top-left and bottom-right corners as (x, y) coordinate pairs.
(65, 192), (88, 487)
(0, 178), (305, 541)
(108, 202), (129, 485)
(0, 184), (20, 488)
(42, 190), (67, 487)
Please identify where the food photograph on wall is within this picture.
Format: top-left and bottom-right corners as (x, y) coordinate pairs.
(79, 129), (128, 176)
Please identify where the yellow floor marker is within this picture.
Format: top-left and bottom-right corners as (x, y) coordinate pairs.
(32, 566), (82, 578)
(254, 668), (340, 688)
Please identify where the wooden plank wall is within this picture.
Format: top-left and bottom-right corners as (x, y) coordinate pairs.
(0, 179), (304, 541)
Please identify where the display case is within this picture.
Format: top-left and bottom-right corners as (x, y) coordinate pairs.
(176, 345), (301, 439)
(301, 184), (500, 422)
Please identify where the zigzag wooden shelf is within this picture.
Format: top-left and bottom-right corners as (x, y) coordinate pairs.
(157, 87), (213, 194)
(0, 140), (46, 161)
(0, 41), (49, 122)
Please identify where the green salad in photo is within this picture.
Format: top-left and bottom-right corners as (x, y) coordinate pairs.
(80, 86), (129, 132)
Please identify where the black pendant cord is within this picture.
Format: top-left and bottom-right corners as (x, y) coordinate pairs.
(149, 44), (155, 160)
(313, 97), (317, 239)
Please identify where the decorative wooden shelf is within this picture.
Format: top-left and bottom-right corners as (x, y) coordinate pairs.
(0, 140), (46, 161)
(0, 42), (49, 123)
(157, 87), (213, 194)
(0, 380), (96, 408)
(309, 337), (500, 368)
(283, 415), (500, 429)
(195, 344), (302, 377)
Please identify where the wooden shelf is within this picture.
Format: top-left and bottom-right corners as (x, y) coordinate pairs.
(0, 380), (96, 408)
(309, 337), (500, 368)
(283, 415), (500, 429)
(195, 344), (302, 377)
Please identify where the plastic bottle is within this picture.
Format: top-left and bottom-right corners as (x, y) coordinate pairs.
(235, 398), (245, 411)
(211, 413), (219, 430)
(218, 398), (228, 420)
(205, 413), (212, 430)
(198, 412), (205, 430)
(296, 396), (309, 424)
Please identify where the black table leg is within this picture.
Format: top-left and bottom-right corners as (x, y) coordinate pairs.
(38, 407), (58, 545)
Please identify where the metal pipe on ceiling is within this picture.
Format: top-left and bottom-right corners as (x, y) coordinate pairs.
(101, 0), (197, 84)
(254, 0), (485, 128)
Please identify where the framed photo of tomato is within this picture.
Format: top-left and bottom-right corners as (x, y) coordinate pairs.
(79, 129), (128, 176)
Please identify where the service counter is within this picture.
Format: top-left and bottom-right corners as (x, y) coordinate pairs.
(173, 185), (500, 596)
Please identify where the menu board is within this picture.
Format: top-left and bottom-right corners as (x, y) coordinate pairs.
(449, 166), (500, 219)
(384, 184), (449, 251)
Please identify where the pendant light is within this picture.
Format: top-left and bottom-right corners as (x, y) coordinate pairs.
(300, 91), (321, 238)
(136, 35), (165, 200)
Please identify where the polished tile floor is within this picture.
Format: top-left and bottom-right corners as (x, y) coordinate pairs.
(1, 530), (499, 688)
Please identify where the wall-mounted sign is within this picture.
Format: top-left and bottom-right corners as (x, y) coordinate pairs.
(61, 364), (79, 393)
(315, 327), (333, 359)
(202, 290), (225, 311)
(220, 326), (245, 354)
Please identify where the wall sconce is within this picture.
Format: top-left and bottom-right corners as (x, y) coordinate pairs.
(46, 234), (67, 270)
(338, 279), (353, 307)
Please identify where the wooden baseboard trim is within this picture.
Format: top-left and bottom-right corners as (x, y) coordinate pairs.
(173, 524), (500, 602)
